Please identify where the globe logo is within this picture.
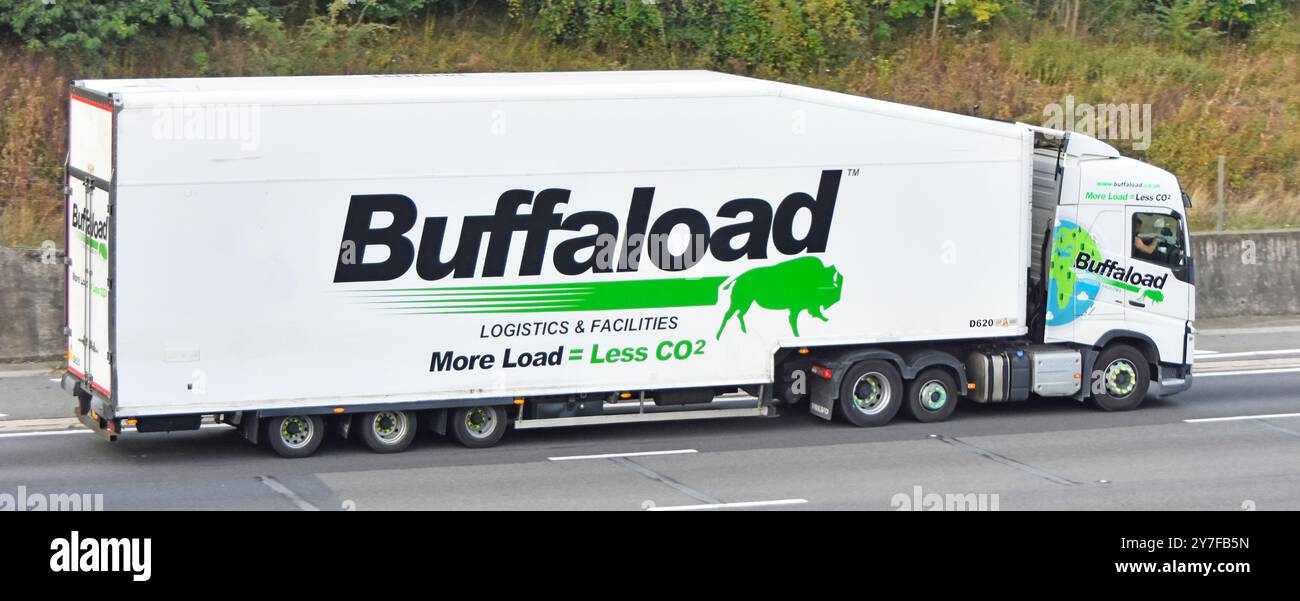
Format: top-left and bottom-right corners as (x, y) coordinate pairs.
(1045, 221), (1102, 326)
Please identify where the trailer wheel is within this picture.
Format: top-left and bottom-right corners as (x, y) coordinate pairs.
(1092, 344), (1150, 411)
(264, 415), (325, 458)
(904, 368), (959, 423)
(837, 360), (903, 427)
(449, 406), (507, 448)
(360, 410), (417, 453)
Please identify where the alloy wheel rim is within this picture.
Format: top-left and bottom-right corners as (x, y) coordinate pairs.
(280, 416), (313, 449)
(1105, 359), (1138, 397)
(465, 408), (496, 439)
(918, 380), (948, 411)
(851, 373), (891, 415)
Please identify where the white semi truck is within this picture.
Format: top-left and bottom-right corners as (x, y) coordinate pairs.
(61, 71), (1195, 457)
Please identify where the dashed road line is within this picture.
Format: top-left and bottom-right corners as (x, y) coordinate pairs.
(647, 499), (808, 511)
(256, 476), (320, 511)
(1184, 412), (1300, 423)
(549, 449), (697, 461)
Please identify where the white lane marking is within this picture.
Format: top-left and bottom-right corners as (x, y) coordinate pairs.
(0, 429), (93, 439)
(0, 423), (228, 439)
(0, 369), (54, 379)
(0, 414), (8, 419)
(647, 499), (808, 511)
(49, 378), (61, 382)
(1196, 348), (1300, 361)
(549, 449), (697, 461)
(256, 476), (320, 511)
(1185, 412), (1300, 424)
(1198, 324), (1300, 336)
(1196, 367), (1300, 378)
(1193, 350), (1218, 356)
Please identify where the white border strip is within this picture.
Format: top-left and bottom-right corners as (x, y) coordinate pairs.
(1196, 348), (1300, 361)
(549, 449), (697, 461)
(1185, 412), (1300, 424)
(647, 499), (808, 511)
(0, 423), (228, 439)
(1196, 368), (1300, 378)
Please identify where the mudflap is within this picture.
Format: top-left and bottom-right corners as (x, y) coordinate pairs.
(429, 408), (448, 436)
(809, 395), (834, 421)
(807, 367), (838, 421)
(240, 413), (260, 445)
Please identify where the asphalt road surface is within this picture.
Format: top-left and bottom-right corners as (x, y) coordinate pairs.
(1, 321), (1297, 511)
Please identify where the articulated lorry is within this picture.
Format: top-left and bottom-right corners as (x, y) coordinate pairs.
(62, 71), (1195, 457)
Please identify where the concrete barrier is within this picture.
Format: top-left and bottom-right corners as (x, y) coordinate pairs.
(1192, 229), (1300, 319)
(0, 230), (1296, 361)
(0, 246), (65, 362)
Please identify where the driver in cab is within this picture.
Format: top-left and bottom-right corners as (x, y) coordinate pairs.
(1134, 216), (1177, 262)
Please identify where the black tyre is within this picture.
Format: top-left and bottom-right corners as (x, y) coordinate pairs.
(359, 410), (417, 454)
(904, 368), (959, 423)
(264, 415), (325, 458)
(1092, 344), (1150, 411)
(836, 360), (903, 427)
(449, 406), (507, 448)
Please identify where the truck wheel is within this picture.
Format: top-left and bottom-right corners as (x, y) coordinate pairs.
(360, 410), (417, 453)
(449, 406), (507, 448)
(837, 360), (903, 427)
(904, 368), (958, 423)
(1092, 344), (1150, 411)
(265, 415), (325, 458)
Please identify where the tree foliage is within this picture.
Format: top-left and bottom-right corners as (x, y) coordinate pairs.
(0, 0), (1293, 55)
(0, 0), (213, 50)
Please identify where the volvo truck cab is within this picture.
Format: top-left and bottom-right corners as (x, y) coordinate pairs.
(1034, 130), (1195, 406)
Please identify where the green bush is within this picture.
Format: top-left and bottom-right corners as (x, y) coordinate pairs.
(4, 1), (1292, 57)
(0, 0), (213, 50)
(237, 3), (393, 75)
(0, 1), (456, 52)
(510, 0), (875, 71)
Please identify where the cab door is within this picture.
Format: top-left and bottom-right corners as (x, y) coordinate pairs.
(1043, 204), (1129, 346)
(1123, 207), (1192, 365)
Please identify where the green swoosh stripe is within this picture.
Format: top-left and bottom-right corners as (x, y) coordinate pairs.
(1100, 277), (1164, 303)
(348, 276), (729, 315)
(78, 232), (108, 260)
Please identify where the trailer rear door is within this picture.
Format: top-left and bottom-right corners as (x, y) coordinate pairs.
(67, 90), (114, 399)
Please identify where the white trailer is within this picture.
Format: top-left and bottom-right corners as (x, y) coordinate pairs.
(63, 71), (1195, 457)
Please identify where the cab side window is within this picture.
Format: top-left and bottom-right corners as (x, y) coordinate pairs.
(1131, 212), (1185, 268)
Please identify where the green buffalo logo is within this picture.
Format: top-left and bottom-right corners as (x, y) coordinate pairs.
(716, 256), (844, 339)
